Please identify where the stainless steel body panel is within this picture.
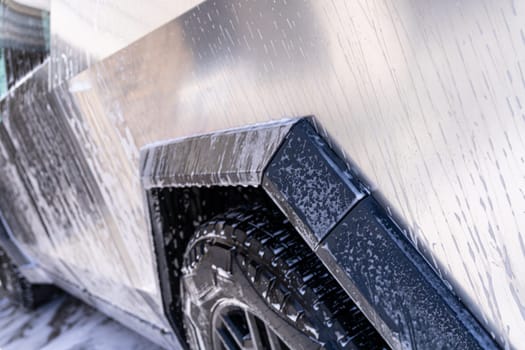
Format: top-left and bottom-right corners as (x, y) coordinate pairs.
(140, 119), (297, 189)
(0, 0), (523, 348)
(49, 0), (204, 86)
(0, 99), (54, 284)
(0, 62), (179, 348)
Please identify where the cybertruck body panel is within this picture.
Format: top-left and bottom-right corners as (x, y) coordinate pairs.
(0, 0), (523, 349)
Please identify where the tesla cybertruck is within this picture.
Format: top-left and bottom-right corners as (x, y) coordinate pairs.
(0, 0), (523, 349)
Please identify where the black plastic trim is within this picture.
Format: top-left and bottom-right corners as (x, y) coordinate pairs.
(143, 117), (498, 350)
(262, 119), (498, 349)
(263, 119), (368, 248)
(317, 197), (497, 349)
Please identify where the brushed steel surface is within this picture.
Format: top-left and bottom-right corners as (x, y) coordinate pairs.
(0, 62), (179, 348)
(140, 119), (297, 189)
(1, 0), (524, 348)
(49, 0), (204, 86)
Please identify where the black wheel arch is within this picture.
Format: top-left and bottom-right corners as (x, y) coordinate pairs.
(142, 118), (498, 349)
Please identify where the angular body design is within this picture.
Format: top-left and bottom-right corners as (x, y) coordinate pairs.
(0, 1), (523, 349)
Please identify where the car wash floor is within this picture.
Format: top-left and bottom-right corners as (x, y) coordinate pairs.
(0, 294), (162, 349)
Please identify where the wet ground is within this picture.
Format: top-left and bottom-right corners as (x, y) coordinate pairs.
(0, 294), (162, 350)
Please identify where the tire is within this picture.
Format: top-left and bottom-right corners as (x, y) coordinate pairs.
(0, 248), (56, 309)
(180, 206), (388, 350)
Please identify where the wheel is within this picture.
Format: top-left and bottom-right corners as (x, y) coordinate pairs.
(180, 206), (388, 349)
(0, 248), (56, 309)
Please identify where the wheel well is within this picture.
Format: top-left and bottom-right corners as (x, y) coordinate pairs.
(144, 120), (496, 349)
(148, 185), (278, 343)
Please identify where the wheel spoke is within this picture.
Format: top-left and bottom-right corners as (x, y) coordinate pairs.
(220, 313), (248, 349)
(213, 307), (293, 350)
(215, 327), (241, 350)
(245, 310), (263, 350)
(265, 325), (284, 350)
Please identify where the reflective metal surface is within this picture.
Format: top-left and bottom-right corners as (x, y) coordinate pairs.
(140, 119), (297, 189)
(0, 61), (179, 348)
(0, 0), (49, 96)
(49, 0), (204, 86)
(0, 0), (523, 348)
